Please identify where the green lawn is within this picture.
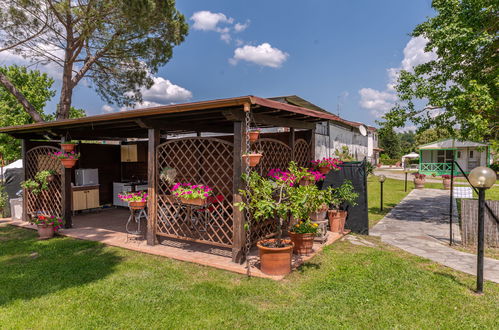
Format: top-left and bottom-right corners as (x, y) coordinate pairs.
(1, 225), (498, 328)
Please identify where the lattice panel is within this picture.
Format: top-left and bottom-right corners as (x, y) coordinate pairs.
(25, 146), (63, 219)
(156, 137), (234, 247)
(294, 139), (311, 167)
(252, 138), (292, 177)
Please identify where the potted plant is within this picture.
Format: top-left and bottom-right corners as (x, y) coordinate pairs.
(311, 157), (342, 175)
(441, 174), (452, 190)
(328, 180), (358, 233)
(236, 171), (293, 276)
(30, 214), (64, 239)
(60, 141), (78, 152)
(118, 191), (148, 209)
(242, 151), (263, 167)
(171, 183), (213, 206)
(248, 128), (261, 143)
(288, 220), (318, 255)
(413, 173), (426, 189)
(21, 170), (53, 195)
(51, 151), (80, 168)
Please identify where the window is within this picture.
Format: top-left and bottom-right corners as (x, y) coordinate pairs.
(437, 150), (445, 163)
(457, 151), (461, 158)
(469, 150), (474, 158)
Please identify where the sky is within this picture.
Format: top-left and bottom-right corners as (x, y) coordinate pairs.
(0, 0), (436, 129)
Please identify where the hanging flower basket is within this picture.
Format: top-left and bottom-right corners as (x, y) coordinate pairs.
(243, 153), (263, 167)
(51, 151), (80, 169)
(60, 159), (77, 168)
(248, 130), (260, 143)
(61, 142), (77, 152)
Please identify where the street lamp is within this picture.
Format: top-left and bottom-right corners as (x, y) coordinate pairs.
(404, 168), (410, 192)
(468, 166), (497, 294)
(378, 175), (386, 211)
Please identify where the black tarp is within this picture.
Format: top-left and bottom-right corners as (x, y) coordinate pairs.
(321, 160), (369, 234)
(2, 168), (23, 217)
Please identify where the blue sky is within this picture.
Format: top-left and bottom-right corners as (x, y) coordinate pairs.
(2, 0), (436, 128)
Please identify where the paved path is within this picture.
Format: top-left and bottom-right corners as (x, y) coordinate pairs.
(374, 169), (478, 185)
(371, 189), (499, 283)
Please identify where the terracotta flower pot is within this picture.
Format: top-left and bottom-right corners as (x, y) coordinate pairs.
(443, 178), (452, 190)
(318, 166), (331, 175)
(242, 153), (263, 167)
(129, 201), (147, 209)
(299, 178), (313, 186)
(257, 239), (294, 276)
(328, 210), (347, 233)
(289, 232), (315, 255)
(414, 178), (425, 189)
(61, 143), (76, 152)
(248, 130), (260, 143)
(37, 225), (55, 239)
(180, 197), (205, 206)
(60, 158), (77, 168)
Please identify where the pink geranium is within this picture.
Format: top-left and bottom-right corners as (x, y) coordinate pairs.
(172, 183), (213, 200)
(311, 157), (342, 170)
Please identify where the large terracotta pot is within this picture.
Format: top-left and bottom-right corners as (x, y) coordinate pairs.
(37, 225), (55, 239)
(328, 210), (347, 233)
(129, 201), (147, 209)
(248, 130), (260, 143)
(242, 153), (263, 167)
(179, 197), (205, 206)
(257, 239), (294, 276)
(318, 166), (330, 175)
(414, 178), (425, 189)
(443, 178), (452, 190)
(60, 143), (76, 152)
(60, 158), (77, 168)
(288, 232), (314, 255)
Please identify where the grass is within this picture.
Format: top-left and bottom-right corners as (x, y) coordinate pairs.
(1, 224), (498, 328)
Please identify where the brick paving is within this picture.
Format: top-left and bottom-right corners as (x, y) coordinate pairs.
(2, 208), (343, 280)
(371, 189), (499, 283)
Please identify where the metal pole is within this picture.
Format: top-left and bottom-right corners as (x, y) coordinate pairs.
(380, 181), (384, 211)
(404, 172), (408, 192)
(449, 160), (455, 245)
(477, 188), (485, 293)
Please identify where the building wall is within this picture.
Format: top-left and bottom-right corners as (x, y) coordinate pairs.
(315, 122), (369, 161)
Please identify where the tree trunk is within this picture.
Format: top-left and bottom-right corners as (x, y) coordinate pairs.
(57, 11), (74, 121)
(0, 71), (44, 123)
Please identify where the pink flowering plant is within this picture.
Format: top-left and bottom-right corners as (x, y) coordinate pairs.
(268, 168), (296, 186)
(414, 173), (426, 179)
(50, 150), (80, 160)
(118, 191), (148, 202)
(30, 214), (64, 231)
(171, 183), (213, 200)
(441, 175), (451, 179)
(311, 157), (342, 170)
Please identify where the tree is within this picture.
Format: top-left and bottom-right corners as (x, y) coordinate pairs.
(414, 128), (451, 146)
(0, 65), (85, 162)
(378, 127), (401, 159)
(398, 131), (416, 155)
(382, 0), (498, 145)
(0, 0), (188, 121)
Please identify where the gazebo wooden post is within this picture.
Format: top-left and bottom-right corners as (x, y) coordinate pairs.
(232, 119), (247, 263)
(147, 128), (160, 245)
(61, 138), (72, 228)
(21, 139), (27, 222)
(289, 128), (295, 162)
(310, 127), (316, 162)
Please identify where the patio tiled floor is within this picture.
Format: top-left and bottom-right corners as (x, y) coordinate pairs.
(2, 208), (344, 280)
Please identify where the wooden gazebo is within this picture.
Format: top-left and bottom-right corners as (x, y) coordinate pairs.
(0, 96), (339, 262)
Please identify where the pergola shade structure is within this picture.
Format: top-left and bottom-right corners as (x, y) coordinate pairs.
(0, 96), (339, 262)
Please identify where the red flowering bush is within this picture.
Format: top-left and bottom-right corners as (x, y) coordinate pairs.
(31, 215), (64, 231)
(414, 173), (426, 179)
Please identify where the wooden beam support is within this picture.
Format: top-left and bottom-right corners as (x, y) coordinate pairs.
(61, 137), (72, 228)
(147, 128), (160, 245)
(222, 109), (315, 130)
(21, 139), (28, 222)
(289, 128), (295, 161)
(310, 127), (316, 162)
(232, 121), (247, 263)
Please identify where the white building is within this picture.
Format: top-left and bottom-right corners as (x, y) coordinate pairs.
(270, 96), (380, 163)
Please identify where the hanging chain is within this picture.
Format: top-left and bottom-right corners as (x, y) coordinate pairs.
(244, 109), (252, 276)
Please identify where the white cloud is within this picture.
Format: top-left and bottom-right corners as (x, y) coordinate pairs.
(234, 20), (250, 33)
(191, 11), (233, 31)
(0, 47), (63, 80)
(101, 104), (114, 113)
(230, 43), (289, 68)
(394, 125), (417, 133)
(359, 36), (437, 117)
(140, 76), (192, 104)
(358, 88), (397, 117)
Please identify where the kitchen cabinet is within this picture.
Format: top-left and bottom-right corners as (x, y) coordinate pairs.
(121, 144), (138, 162)
(72, 185), (100, 211)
